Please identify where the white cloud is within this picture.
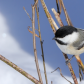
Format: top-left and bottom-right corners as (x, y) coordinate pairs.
(0, 13), (84, 84)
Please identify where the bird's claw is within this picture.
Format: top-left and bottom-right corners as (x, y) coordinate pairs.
(65, 55), (75, 65)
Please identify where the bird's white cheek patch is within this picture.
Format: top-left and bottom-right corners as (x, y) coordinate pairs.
(69, 32), (79, 43)
(57, 32), (79, 44)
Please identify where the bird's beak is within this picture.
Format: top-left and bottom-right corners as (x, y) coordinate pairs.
(52, 37), (56, 40)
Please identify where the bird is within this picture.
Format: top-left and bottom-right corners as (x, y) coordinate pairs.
(53, 25), (84, 79)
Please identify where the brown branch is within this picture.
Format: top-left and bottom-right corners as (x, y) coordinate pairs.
(51, 9), (77, 84)
(51, 18), (59, 30)
(34, 0), (39, 7)
(63, 53), (78, 84)
(28, 26), (39, 38)
(23, 7), (32, 21)
(35, 5), (48, 84)
(61, 0), (84, 81)
(40, 0), (56, 34)
(60, 0), (73, 26)
(32, 0), (43, 83)
(56, 0), (62, 14)
(51, 67), (73, 84)
(51, 8), (63, 27)
(0, 55), (41, 84)
(40, 0), (78, 84)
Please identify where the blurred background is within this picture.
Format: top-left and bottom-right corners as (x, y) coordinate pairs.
(0, 0), (84, 84)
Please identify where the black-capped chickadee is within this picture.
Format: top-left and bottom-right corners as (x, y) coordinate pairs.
(53, 26), (84, 70)
(53, 25), (84, 55)
(53, 25), (84, 81)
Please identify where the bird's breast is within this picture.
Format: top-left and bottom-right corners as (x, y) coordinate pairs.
(56, 42), (84, 55)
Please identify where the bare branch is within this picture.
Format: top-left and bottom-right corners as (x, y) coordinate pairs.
(0, 55), (41, 84)
(63, 53), (78, 84)
(23, 7), (32, 21)
(51, 67), (73, 84)
(60, 0), (73, 26)
(56, 0), (61, 14)
(40, 0), (56, 34)
(52, 10), (77, 81)
(52, 9), (78, 84)
(32, 0), (43, 83)
(51, 8), (63, 27)
(28, 26), (39, 38)
(51, 17), (59, 30)
(33, 0), (39, 7)
(35, 5), (48, 84)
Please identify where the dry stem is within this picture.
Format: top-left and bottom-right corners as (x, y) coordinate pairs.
(51, 18), (59, 30)
(35, 4), (48, 84)
(40, 0), (56, 34)
(32, 1), (43, 83)
(23, 7), (32, 21)
(0, 55), (41, 84)
(51, 67), (73, 84)
(28, 26), (39, 37)
(60, 0), (73, 26)
(51, 8), (63, 27)
(40, 0), (78, 84)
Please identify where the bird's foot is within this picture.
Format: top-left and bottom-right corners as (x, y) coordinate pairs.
(65, 55), (75, 65)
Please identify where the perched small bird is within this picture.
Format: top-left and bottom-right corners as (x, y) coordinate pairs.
(53, 25), (84, 55)
(53, 25), (84, 74)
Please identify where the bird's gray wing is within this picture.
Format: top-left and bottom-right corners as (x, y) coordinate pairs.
(77, 43), (84, 50)
(77, 28), (84, 32)
(74, 28), (84, 50)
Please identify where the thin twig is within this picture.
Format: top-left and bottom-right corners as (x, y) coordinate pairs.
(63, 53), (78, 84)
(23, 7), (32, 21)
(28, 26), (39, 38)
(40, 0), (78, 83)
(40, 0), (56, 34)
(61, 0), (84, 81)
(35, 4), (48, 84)
(56, 0), (61, 14)
(51, 9), (77, 83)
(32, 0), (43, 83)
(79, 65), (83, 81)
(51, 17), (59, 30)
(51, 67), (73, 84)
(60, 0), (73, 26)
(0, 55), (41, 84)
(51, 8), (63, 27)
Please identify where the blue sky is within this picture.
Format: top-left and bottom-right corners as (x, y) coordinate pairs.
(0, 0), (84, 84)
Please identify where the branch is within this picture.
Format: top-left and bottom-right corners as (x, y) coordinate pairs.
(40, 0), (78, 84)
(32, 0), (43, 83)
(60, 0), (73, 26)
(40, 0), (56, 34)
(0, 55), (41, 84)
(23, 7), (32, 21)
(51, 67), (73, 84)
(35, 4), (48, 84)
(51, 8), (63, 27)
(51, 17), (59, 30)
(28, 26), (39, 38)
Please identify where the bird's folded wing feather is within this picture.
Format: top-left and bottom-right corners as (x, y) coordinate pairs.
(75, 28), (84, 50)
(77, 43), (84, 50)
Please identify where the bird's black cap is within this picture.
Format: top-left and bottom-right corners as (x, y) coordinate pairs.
(55, 26), (78, 38)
